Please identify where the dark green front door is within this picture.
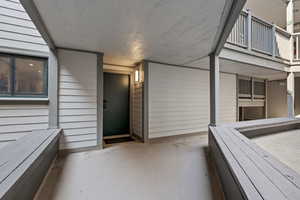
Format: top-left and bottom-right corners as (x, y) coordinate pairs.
(103, 73), (130, 137)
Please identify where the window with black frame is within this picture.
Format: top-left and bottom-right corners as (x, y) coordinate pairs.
(238, 77), (252, 99)
(0, 54), (48, 98)
(238, 76), (266, 100)
(253, 79), (266, 99)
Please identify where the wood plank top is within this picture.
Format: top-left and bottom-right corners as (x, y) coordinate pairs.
(0, 129), (61, 198)
(210, 118), (300, 200)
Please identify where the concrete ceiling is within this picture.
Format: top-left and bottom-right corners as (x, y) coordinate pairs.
(32, 0), (232, 66)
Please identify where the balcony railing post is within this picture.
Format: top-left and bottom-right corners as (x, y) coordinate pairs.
(272, 24), (276, 58)
(247, 9), (252, 51)
(290, 34), (294, 62)
(296, 35), (299, 60)
(286, 0), (294, 62)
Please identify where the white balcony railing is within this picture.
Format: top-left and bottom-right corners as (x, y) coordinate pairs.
(293, 33), (300, 61)
(227, 10), (292, 61)
(227, 12), (247, 47)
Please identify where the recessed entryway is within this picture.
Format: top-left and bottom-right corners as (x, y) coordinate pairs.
(102, 63), (145, 146)
(103, 72), (130, 144)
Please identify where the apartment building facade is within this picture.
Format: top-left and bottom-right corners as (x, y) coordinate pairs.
(3, 0), (300, 200)
(0, 0), (297, 151)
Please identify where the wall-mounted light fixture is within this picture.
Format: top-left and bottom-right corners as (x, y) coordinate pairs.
(135, 70), (140, 82)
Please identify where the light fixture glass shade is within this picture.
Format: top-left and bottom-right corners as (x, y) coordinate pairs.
(135, 70), (140, 82)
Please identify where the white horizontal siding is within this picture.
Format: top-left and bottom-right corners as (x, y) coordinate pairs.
(220, 73), (237, 124)
(59, 102), (97, 109)
(133, 83), (143, 138)
(0, 6), (30, 20)
(0, 30), (46, 44)
(148, 62), (236, 138)
(0, 23), (41, 36)
(0, 0), (50, 149)
(58, 49), (99, 150)
(60, 140), (98, 150)
(60, 108), (96, 116)
(0, 0), (49, 55)
(0, 0), (25, 11)
(62, 133), (97, 141)
(0, 108), (48, 117)
(0, 104), (49, 147)
(0, 15), (35, 29)
(62, 127), (97, 136)
(148, 63), (209, 138)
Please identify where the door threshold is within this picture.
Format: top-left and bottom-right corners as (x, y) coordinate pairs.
(103, 135), (134, 146)
(103, 134), (130, 140)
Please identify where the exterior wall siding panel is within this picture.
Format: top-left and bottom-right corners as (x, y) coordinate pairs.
(0, 0), (49, 149)
(220, 73), (237, 123)
(148, 62), (236, 138)
(58, 49), (99, 150)
(0, 0), (48, 55)
(0, 104), (49, 148)
(132, 83), (143, 139)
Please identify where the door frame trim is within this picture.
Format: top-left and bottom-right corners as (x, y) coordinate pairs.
(142, 60), (149, 142)
(97, 53), (104, 149)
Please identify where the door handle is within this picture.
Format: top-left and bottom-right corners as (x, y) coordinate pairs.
(103, 99), (107, 109)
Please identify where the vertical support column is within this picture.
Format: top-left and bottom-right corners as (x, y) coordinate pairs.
(48, 49), (59, 129)
(296, 36), (299, 60)
(236, 74), (239, 122)
(287, 0), (294, 34)
(142, 60), (149, 142)
(272, 24), (276, 58)
(265, 80), (268, 118)
(287, 72), (295, 118)
(247, 9), (252, 51)
(96, 53), (104, 149)
(209, 54), (220, 126)
(287, 0), (294, 61)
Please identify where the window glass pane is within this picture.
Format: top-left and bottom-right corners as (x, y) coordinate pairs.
(15, 58), (45, 95)
(254, 81), (265, 96)
(0, 56), (11, 95)
(239, 79), (251, 95)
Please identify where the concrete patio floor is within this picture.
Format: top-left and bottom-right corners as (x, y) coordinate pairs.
(34, 133), (224, 200)
(252, 129), (300, 174)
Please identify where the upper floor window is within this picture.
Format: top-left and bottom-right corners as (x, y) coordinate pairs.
(0, 54), (48, 98)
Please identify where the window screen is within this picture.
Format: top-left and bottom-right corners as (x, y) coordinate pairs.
(239, 79), (251, 95)
(254, 81), (265, 96)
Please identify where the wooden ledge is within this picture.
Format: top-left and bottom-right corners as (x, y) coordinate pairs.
(210, 118), (300, 200)
(0, 129), (61, 200)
